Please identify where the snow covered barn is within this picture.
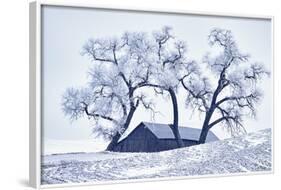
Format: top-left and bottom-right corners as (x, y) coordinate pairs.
(113, 122), (219, 152)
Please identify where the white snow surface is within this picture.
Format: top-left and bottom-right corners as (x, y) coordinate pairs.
(41, 129), (272, 185)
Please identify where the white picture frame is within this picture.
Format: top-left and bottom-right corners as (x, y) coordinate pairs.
(29, 1), (274, 189)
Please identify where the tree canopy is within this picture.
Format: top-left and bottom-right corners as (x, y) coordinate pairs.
(62, 26), (197, 150)
(181, 28), (269, 143)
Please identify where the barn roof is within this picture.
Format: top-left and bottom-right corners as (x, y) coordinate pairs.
(118, 122), (219, 143)
(142, 122), (219, 142)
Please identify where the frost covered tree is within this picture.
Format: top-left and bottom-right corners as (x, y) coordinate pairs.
(181, 28), (269, 143)
(62, 27), (195, 150)
(148, 27), (198, 148)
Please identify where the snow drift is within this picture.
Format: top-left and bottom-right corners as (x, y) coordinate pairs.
(41, 128), (272, 185)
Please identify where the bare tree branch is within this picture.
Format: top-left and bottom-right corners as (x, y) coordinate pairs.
(189, 28), (270, 143)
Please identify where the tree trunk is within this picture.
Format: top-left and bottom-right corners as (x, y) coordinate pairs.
(198, 105), (215, 143)
(168, 88), (184, 148)
(105, 132), (121, 151)
(198, 80), (222, 144)
(106, 105), (137, 151)
(199, 123), (210, 144)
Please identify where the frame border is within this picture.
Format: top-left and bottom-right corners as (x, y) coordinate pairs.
(29, 1), (42, 189)
(29, 0), (274, 189)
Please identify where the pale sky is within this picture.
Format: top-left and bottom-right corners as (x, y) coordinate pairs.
(41, 5), (272, 155)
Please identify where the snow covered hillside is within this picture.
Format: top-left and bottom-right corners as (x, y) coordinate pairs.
(41, 129), (272, 185)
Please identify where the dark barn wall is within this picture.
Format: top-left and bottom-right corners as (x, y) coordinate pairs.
(113, 125), (159, 152)
(183, 140), (198, 146)
(157, 139), (198, 151)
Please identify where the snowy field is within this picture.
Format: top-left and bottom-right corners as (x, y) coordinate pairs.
(41, 129), (272, 185)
